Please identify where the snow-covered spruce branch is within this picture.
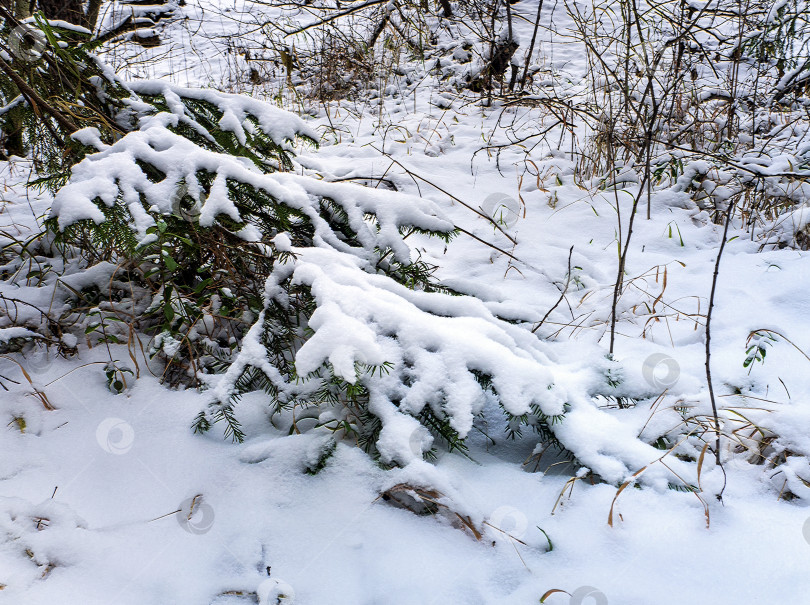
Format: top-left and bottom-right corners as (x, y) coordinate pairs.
(8, 21), (697, 489)
(50, 122), (451, 259)
(197, 241), (696, 489)
(46, 95), (693, 488)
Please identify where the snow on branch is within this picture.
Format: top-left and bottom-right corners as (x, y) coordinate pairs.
(50, 123), (452, 261)
(205, 243), (695, 488)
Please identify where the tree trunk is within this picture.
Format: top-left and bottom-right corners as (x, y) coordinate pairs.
(1, 0), (30, 158)
(36, 0), (84, 25)
(84, 0), (102, 30)
(0, 0), (31, 19)
(468, 38), (519, 92)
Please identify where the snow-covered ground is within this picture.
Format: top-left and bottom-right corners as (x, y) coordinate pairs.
(3, 1), (810, 603)
(2, 340), (809, 604)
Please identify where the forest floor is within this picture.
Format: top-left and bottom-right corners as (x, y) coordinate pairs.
(2, 1), (810, 603)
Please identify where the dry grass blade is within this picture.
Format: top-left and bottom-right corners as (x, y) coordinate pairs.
(0, 354), (55, 410)
(696, 442), (710, 492)
(608, 465), (647, 527)
(540, 588), (571, 602)
(456, 514), (483, 541)
(551, 474), (587, 515)
(651, 266), (667, 312)
(42, 361), (108, 387)
(379, 483), (483, 540)
(187, 494), (203, 522)
(480, 520), (528, 546)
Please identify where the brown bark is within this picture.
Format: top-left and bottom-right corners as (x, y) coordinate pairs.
(0, 0), (32, 19)
(468, 38), (519, 92)
(0, 55), (78, 133)
(36, 0), (84, 25)
(84, 0), (102, 30)
(1, 1), (30, 157)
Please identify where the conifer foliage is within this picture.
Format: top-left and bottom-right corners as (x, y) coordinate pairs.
(0, 13), (560, 464)
(0, 12), (690, 485)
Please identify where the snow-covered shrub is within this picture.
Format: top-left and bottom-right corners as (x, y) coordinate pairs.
(0, 14), (133, 166)
(0, 16), (706, 490)
(248, 0), (522, 99)
(199, 243), (569, 460)
(0, 17), (443, 368)
(1, 16), (559, 462)
(564, 0), (810, 232)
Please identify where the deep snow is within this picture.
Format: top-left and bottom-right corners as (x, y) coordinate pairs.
(3, 1), (810, 603)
